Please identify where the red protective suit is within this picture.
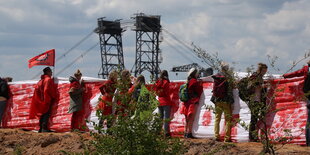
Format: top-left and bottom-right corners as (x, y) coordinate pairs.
(115, 82), (133, 115)
(180, 78), (203, 116)
(68, 77), (86, 131)
(155, 78), (172, 106)
(29, 75), (57, 119)
(97, 80), (116, 115)
(79, 86), (92, 131)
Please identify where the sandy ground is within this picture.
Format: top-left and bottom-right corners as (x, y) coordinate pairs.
(183, 138), (310, 155)
(0, 128), (309, 155)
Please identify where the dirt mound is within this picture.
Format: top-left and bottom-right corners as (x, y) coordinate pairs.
(0, 129), (92, 155)
(183, 138), (310, 155)
(0, 129), (309, 155)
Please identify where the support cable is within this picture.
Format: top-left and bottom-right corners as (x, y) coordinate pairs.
(31, 30), (95, 79)
(141, 19), (213, 67)
(56, 42), (99, 76)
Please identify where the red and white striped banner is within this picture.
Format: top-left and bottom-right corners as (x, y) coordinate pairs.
(1, 76), (307, 145)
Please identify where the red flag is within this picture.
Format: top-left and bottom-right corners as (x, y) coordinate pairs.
(28, 49), (55, 68)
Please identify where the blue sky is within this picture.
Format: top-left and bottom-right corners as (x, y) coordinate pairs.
(1, 0), (310, 81)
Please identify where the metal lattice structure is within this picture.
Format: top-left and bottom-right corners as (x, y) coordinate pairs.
(171, 63), (213, 77)
(95, 17), (125, 79)
(132, 13), (162, 80)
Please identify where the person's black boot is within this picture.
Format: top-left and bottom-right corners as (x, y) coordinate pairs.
(186, 133), (195, 139)
(41, 121), (52, 132)
(165, 133), (171, 138)
(41, 129), (53, 132)
(184, 133), (188, 138)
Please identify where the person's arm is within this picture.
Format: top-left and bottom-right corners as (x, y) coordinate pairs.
(99, 84), (105, 95)
(69, 87), (84, 95)
(247, 74), (259, 90)
(69, 82), (83, 95)
(194, 80), (203, 98)
(283, 66), (307, 78)
(156, 80), (168, 97)
(112, 89), (119, 115)
(163, 80), (170, 96)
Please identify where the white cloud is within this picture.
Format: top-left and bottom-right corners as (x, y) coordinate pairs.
(231, 0), (310, 72)
(303, 25), (310, 36)
(259, 0), (310, 33)
(50, 0), (83, 5)
(1, 0), (310, 80)
(164, 12), (211, 43)
(0, 6), (25, 22)
(233, 38), (261, 59)
(264, 10), (309, 32)
(0, 54), (30, 79)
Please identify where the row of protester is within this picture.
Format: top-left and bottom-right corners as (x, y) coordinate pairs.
(93, 62), (272, 142)
(209, 61), (309, 146)
(210, 62), (268, 142)
(0, 60), (309, 146)
(97, 69), (171, 136)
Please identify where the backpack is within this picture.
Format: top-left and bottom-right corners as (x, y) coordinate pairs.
(212, 74), (228, 99)
(137, 85), (157, 113)
(303, 72), (310, 99)
(0, 78), (9, 99)
(179, 83), (189, 102)
(133, 87), (141, 102)
(237, 77), (251, 102)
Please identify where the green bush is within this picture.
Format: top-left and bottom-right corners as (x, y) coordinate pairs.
(91, 83), (184, 155)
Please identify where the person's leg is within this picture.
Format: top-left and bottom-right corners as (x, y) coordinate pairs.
(223, 103), (232, 142)
(187, 113), (195, 138)
(214, 102), (223, 140)
(158, 106), (164, 120)
(71, 111), (77, 130)
(76, 110), (87, 131)
(163, 105), (171, 136)
(184, 115), (188, 138)
(0, 101), (7, 125)
(248, 101), (259, 141)
(98, 118), (104, 133)
(39, 112), (50, 132)
(249, 110), (258, 141)
(40, 102), (55, 132)
(186, 104), (197, 138)
(106, 116), (113, 129)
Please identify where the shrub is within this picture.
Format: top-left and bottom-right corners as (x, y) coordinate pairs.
(91, 81), (184, 155)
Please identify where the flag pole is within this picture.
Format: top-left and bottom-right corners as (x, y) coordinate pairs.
(53, 49), (56, 79)
(53, 67), (55, 78)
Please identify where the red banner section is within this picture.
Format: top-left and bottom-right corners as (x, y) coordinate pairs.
(266, 77), (307, 145)
(2, 79), (102, 132)
(1, 77), (307, 145)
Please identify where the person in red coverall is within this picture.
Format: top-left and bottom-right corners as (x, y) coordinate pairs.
(68, 69), (87, 131)
(181, 68), (203, 138)
(97, 70), (118, 129)
(29, 67), (57, 132)
(283, 60), (310, 146)
(113, 70), (133, 116)
(155, 70), (172, 137)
